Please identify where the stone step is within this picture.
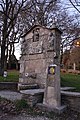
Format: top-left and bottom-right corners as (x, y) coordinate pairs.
(20, 89), (44, 95)
(18, 83), (39, 90)
(20, 89), (44, 107)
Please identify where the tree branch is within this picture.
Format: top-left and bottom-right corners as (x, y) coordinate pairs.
(69, 0), (80, 13)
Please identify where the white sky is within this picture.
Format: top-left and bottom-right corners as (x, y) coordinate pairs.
(14, 43), (21, 60)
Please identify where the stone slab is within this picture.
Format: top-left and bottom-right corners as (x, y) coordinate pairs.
(20, 89), (44, 95)
(20, 89), (44, 107)
(61, 91), (80, 97)
(61, 87), (75, 91)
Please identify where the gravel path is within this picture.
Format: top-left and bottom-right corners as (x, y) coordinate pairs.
(0, 111), (80, 120)
(0, 90), (22, 101)
(0, 114), (52, 120)
(0, 107), (80, 120)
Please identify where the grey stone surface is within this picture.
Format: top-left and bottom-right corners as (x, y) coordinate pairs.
(61, 87), (75, 91)
(0, 90), (22, 101)
(43, 65), (61, 108)
(19, 25), (61, 88)
(61, 91), (80, 97)
(20, 89), (44, 95)
(36, 103), (67, 114)
(20, 89), (44, 107)
(19, 24), (62, 110)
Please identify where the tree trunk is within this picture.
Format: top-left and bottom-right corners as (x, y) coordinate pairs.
(0, 0), (8, 76)
(0, 44), (6, 75)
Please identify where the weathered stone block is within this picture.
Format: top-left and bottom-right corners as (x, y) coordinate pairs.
(20, 89), (44, 107)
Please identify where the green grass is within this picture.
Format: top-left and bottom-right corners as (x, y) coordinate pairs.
(15, 99), (29, 110)
(0, 70), (80, 91)
(0, 70), (19, 82)
(61, 73), (80, 92)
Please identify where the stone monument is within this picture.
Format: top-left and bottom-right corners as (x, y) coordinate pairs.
(43, 64), (61, 108)
(42, 25), (62, 110)
(19, 24), (62, 91)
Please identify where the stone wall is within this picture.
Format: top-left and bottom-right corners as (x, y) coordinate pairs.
(0, 82), (18, 91)
(61, 91), (80, 112)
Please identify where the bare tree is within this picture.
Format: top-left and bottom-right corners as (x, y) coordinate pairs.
(20, 0), (58, 27)
(69, 0), (80, 13)
(49, 1), (80, 64)
(0, 0), (29, 75)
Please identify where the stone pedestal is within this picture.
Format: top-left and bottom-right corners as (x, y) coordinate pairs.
(20, 89), (44, 107)
(36, 103), (67, 114)
(43, 64), (61, 108)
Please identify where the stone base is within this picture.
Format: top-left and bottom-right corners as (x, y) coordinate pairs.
(20, 89), (44, 107)
(36, 103), (67, 114)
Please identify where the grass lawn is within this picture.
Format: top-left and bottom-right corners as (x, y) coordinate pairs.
(61, 73), (80, 92)
(0, 70), (19, 82)
(0, 70), (80, 91)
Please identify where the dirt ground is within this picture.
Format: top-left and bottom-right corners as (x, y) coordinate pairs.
(0, 107), (80, 120)
(0, 91), (80, 120)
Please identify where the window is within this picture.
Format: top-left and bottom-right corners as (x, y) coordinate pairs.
(33, 28), (40, 42)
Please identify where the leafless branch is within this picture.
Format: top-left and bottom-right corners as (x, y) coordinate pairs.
(69, 0), (80, 13)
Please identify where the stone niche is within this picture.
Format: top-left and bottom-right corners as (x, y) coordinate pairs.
(19, 24), (62, 88)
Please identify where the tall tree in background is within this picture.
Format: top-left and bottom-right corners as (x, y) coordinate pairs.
(0, 0), (29, 75)
(0, 0), (57, 75)
(20, 0), (58, 29)
(52, 0), (80, 64)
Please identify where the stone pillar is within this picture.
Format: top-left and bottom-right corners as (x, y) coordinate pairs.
(43, 64), (61, 107)
(43, 26), (62, 110)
